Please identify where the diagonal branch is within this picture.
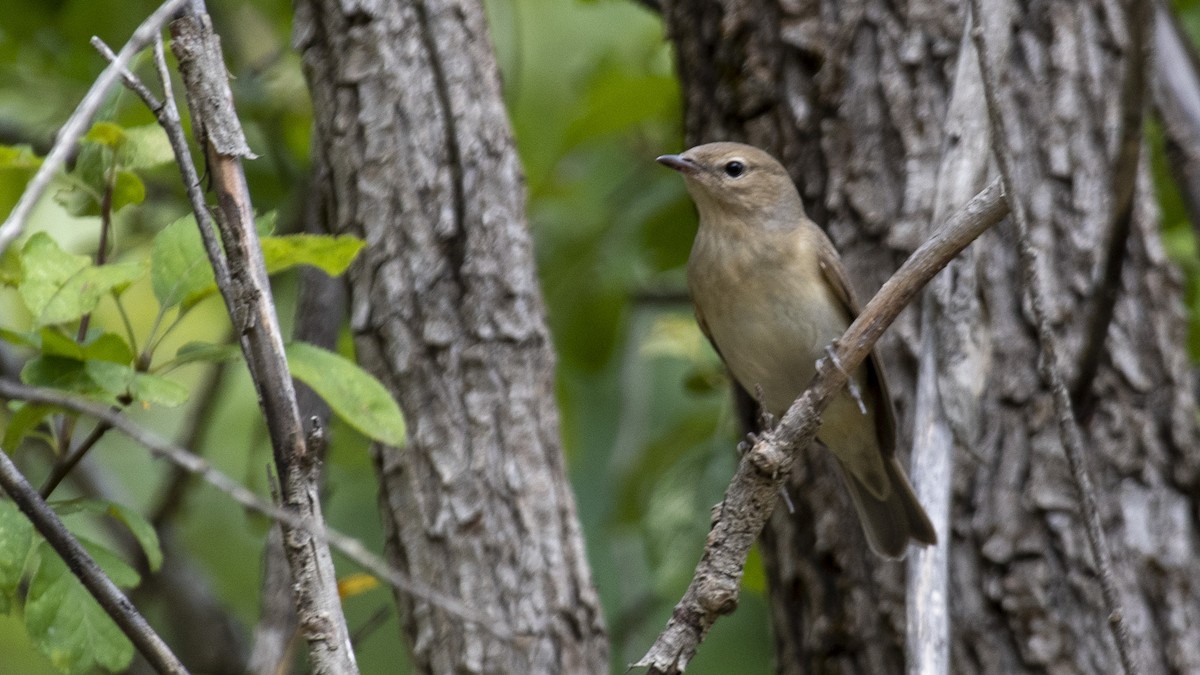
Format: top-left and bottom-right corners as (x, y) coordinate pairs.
(967, 1), (1140, 673)
(0, 448), (189, 674)
(0, 378), (503, 636)
(635, 178), (1009, 673)
(164, 9), (355, 673)
(0, 0), (189, 255)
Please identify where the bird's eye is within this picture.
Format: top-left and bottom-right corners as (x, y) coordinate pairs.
(723, 160), (746, 178)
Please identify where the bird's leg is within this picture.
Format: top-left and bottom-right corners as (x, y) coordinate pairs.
(824, 343), (868, 415)
(736, 384), (776, 455)
(754, 383), (777, 430)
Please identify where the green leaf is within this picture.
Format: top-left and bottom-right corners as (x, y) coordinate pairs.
(0, 500), (34, 613)
(150, 215), (216, 310)
(2, 402), (56, 450)
(261, 234), (365, 277)
(84, 361), (189, 408)
(103, 503), (162, 573)
(172, 341), (241, 366)
(49, 500), (162, 574)
(82, 121), (126, 149)
(110, 169), (145, 212)
(0, 327), (38, 348)
(21, 356), (107, 401)
(38, 328), (133, 365)
(20, 356), (184, 408)
(0, 145), (42, 219)
(25, 543), (134, 674)
(18, 233), (144, 327)
(256, 211), (277, 236)
(117, 125), (174, 170)
(286, 342), (406, 446)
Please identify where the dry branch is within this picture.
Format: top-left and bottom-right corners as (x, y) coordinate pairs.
(0, 378), (500, 633)
(0, 0), (189, 255)
(0, 449), (188, 674)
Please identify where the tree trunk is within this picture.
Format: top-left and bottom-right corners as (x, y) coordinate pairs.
(292, 0), (609, 672)
(662, 0), (1200, 672)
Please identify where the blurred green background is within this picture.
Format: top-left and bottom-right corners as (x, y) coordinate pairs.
(0, 0), (771, 672)
(2, 0), (1199, 673)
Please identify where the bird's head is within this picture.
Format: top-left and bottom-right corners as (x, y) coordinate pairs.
(656, 142), (805, 228)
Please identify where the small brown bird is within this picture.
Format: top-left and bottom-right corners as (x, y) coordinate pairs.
(657, 142), (936, 558)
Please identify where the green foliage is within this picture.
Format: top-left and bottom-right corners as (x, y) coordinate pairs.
(17, 234), (143, 328)
(0, 498), (165, 674)
(24, 542), (134, 674)
(150, 214), (220, 310)
(0, 107), (372, 672)
(285, 342), (407, 447)
(262, 234), (364, 277)
(0, 501), (34, 614)
(0, 0), (798, 674)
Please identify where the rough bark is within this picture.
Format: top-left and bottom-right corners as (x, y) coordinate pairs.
(292, 0), (609, 672)
(662, 0), (1200, 672)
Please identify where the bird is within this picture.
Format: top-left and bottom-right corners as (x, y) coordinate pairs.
(657, 141), (937, 558)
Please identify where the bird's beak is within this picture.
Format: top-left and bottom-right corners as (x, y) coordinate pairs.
(656, 154), (702, 175)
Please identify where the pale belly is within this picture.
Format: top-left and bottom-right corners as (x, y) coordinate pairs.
(691, 261), (881, 467)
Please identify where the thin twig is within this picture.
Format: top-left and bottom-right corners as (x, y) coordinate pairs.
(90, 34), (233, 296)
(0, 378), (505, 636)
(635, 179), (1009, 673)
(967, 3), (1140, 673)
(0, 0), (189, 255)
(0, 448), (189, 674)
(167, 10), (356, 672)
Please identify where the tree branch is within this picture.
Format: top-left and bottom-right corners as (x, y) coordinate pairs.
(161, 9), (355, 672)
(0, 448), (189, 674)
(0, 0), (189, 255)
(967, 2), (1140, 673)
(635, 178), (1009, 673)
(0, 378), (503, 635)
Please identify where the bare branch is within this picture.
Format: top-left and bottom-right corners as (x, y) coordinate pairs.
(635, 179), (1009, 673)
(90, 34), (234, 295)
(101, 18), (359, 669)
(0, 378), (504, 635)
(967, 1), (1140, 673)
(0, 0), (189, 255)
(0, 449), (189, 674)
(162, 9), (354, 672)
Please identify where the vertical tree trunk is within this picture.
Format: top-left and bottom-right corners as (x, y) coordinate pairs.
(662, 0), (1200, 672)
(293, 0), (609, 672)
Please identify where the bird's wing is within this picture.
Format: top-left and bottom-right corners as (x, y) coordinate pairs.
(815, 237), (899, 457)
(697, 304), (761, 433)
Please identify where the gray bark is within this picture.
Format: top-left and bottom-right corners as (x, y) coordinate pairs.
(292, 0), (609, 672)
(662, 0), (1200, 672)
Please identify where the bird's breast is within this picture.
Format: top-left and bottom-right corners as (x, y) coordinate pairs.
(688, 230), (848, 417)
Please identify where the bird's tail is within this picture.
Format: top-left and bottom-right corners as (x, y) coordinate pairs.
(839, 455), (937, 559)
